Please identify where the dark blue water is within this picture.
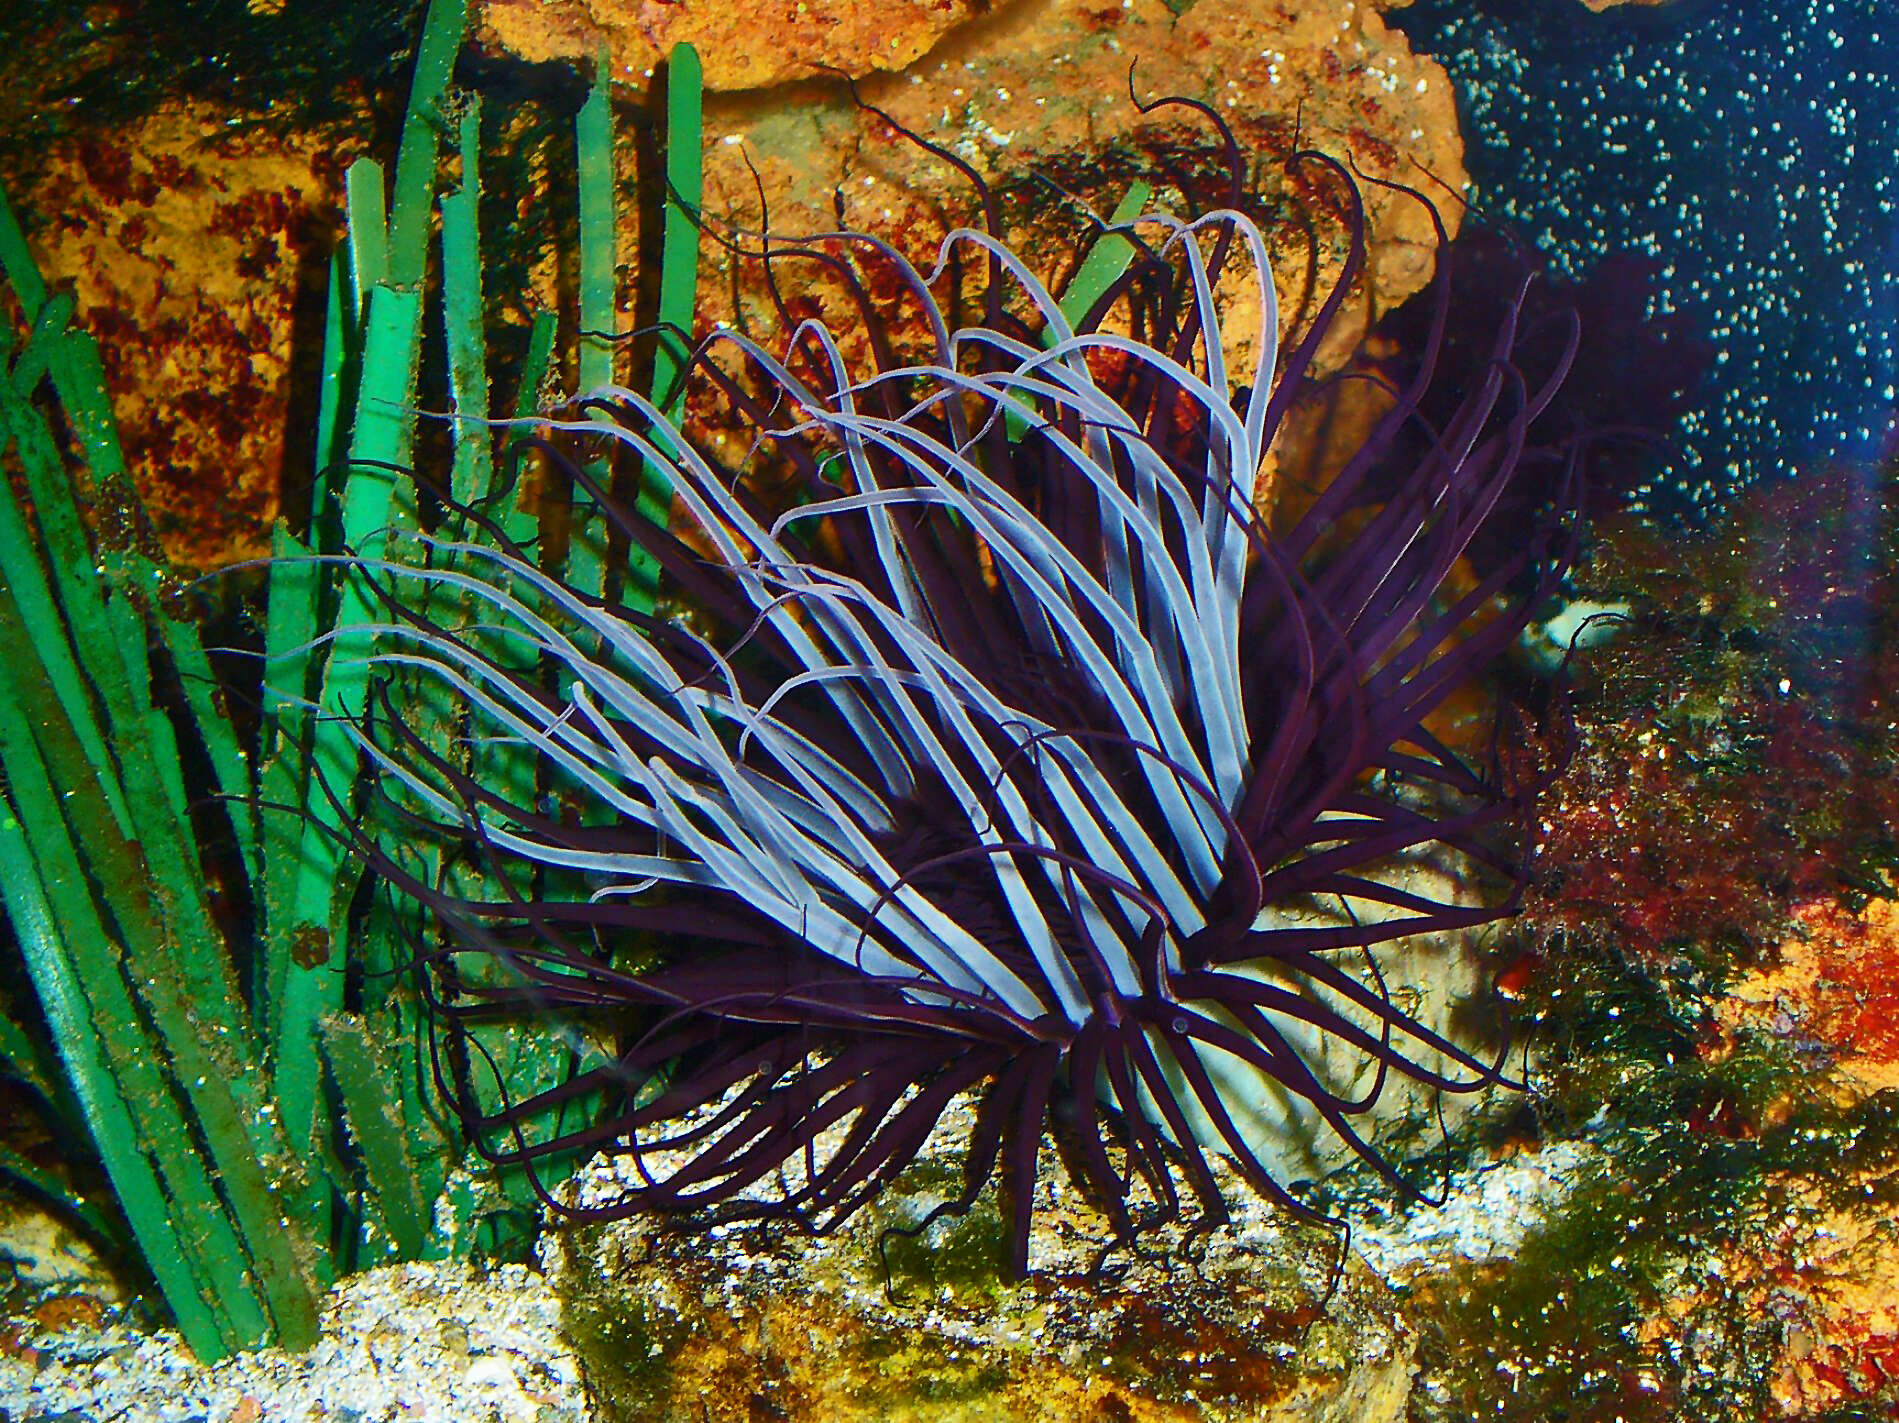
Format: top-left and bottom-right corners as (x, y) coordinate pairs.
(1392, 0), (1899, 516)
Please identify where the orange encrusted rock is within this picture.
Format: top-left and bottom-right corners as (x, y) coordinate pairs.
(474, 0), (1010, 91)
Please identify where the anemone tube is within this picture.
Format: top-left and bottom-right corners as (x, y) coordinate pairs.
(332, 135), (1584, 1271)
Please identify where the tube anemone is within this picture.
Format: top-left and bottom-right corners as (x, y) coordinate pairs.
(334, 129), (1583, 1269)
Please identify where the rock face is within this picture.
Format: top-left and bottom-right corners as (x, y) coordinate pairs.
(475, 0), (1009, 91)
(16, 0), (1464, 570)
(535, 0), (1471, 527)
(20, 102), (357, 570)
(589, 0), (1466, 387)
(544, 1096), (1417, 1423)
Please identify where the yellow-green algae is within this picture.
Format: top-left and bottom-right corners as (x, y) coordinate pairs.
(548, 1096), (1414, 1423)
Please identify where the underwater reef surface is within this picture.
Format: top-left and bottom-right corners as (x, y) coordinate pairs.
(4, 4), (1899, 1422)
(1394, 0), (1899, 517)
